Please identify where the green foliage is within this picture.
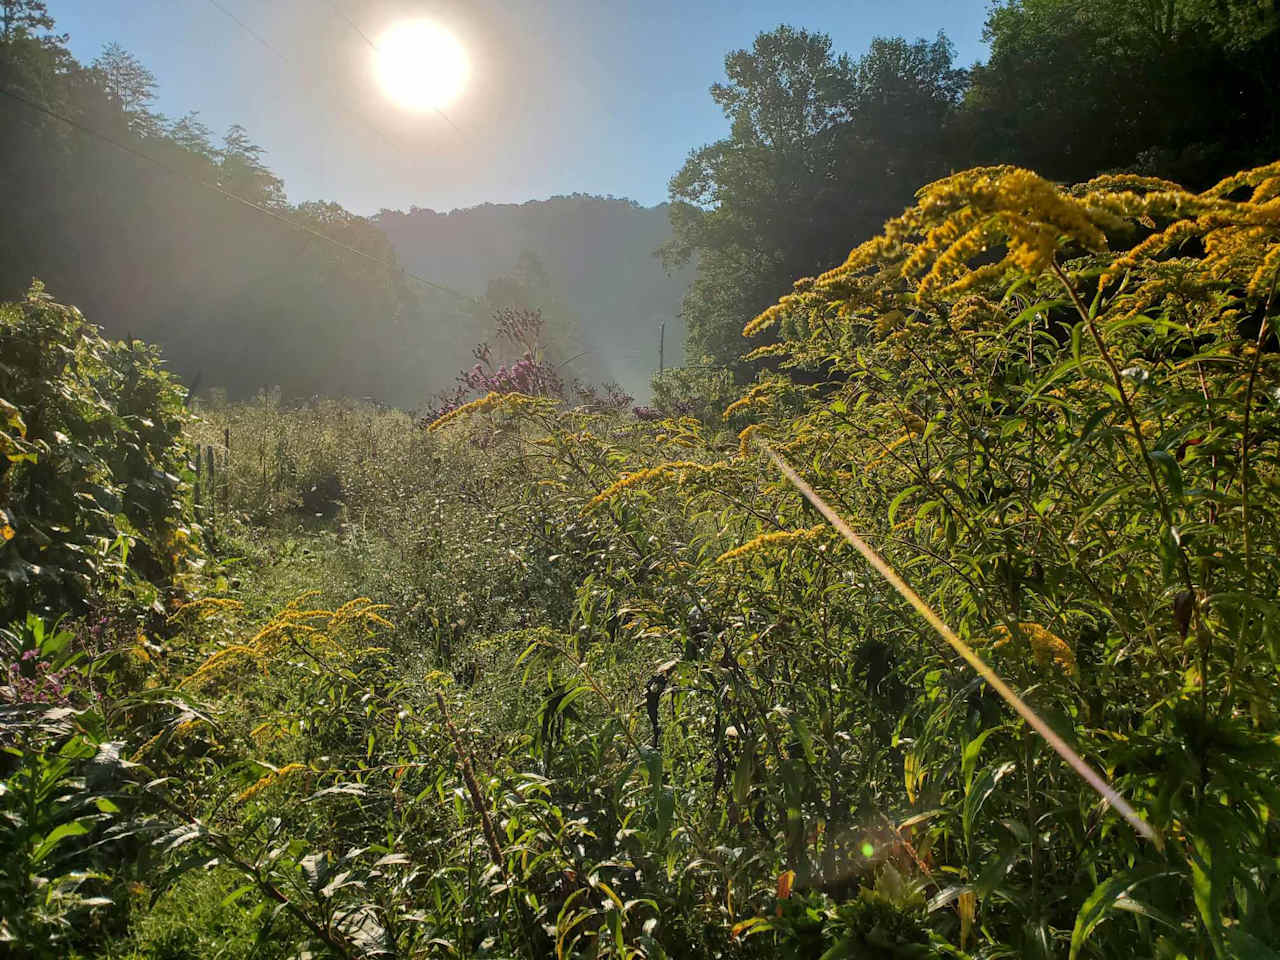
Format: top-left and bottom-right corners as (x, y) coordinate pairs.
(668, 7), (1280, 371)
(970, 0), (1280, 185)
(664, 27), (965, 371)
(0, 284), (197, 619)
(0, 702), (131, 955)
(6, 98), (1280, 960)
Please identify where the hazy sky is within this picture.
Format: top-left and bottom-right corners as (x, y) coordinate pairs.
(53, 0), (992, 214)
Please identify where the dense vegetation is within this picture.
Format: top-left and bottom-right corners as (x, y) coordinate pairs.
(4, 156), (1279, 957)
(669, 3), (1280, 370)
(5, 0), (1280, 957)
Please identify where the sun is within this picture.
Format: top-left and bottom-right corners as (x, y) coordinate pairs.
(375, 20), (468, 112)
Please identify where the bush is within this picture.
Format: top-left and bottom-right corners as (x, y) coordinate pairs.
(0, 283), (197, 620)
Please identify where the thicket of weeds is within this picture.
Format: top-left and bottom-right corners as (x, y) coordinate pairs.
(4, 161), (1280, 958)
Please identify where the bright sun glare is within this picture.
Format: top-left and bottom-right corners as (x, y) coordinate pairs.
(375, 21), (468, 112)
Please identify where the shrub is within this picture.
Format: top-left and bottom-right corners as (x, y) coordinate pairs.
(0, 283), (197, 620)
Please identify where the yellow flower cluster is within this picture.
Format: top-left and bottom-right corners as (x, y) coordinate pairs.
(991, 622), (1079, 679)
(946, 295), (1000, 333)
(715, 526), (826, 564)
(908, 167), (1109, 295)
(583, 459), (724, 512)
(741, 159), (1280, 360)
(866, 431), (913, 471)
(737, 423), (764, 459)
(168, 596), (243, 623)
(249, 720), (281, 743)
(426, 391), (540, 432)
(131, 716), (207, 761)
(742, 341), (790, 362)
(722, 380), (785, 420)
(236, 762), (309, 804)
(179, 643), (265, 689)
(180, 595), (394, 690)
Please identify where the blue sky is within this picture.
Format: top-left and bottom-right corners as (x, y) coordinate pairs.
(52, 0), (992, 214)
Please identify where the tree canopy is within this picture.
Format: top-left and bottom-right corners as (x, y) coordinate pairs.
(671, 5), (1280, 369)
(665, 28), (965, 368)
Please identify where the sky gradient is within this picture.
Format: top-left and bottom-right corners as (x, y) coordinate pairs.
(52, 0), (992, 214)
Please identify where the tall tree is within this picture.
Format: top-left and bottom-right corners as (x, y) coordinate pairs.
(91, 42), (160, 136)
(665, 27), (965, 370)
(218, 123), (285, 205)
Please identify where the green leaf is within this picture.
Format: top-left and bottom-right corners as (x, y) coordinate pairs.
(1069, 868), (1177, 960)
(31, 819), (92, 864)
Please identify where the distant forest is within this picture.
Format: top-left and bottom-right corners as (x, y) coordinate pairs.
(2, 0), (1279, 404)
(377, 199), (691, 399)
(0, 3), (686, 406)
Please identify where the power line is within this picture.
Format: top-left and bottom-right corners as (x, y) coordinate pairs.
(0, 85), (474, 304)
(200, 0), (434, 160)
(321, 0), (378, 51)
(319, 0), (466, 139)
(205, 0), (276, 54)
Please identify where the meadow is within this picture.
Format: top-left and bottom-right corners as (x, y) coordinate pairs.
(3, 161), (1280, 959)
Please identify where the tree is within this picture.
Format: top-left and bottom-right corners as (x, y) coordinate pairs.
(966, 0), (1280, 185)
(471, 250), (591, 378)
(0, 0), (52, 42)
(218, 124), (285, 205)
(665, 27), (966, 370)
(167, 111), (216, 159)
(91, 42), (162, 137)
(0, 0), (66, 95)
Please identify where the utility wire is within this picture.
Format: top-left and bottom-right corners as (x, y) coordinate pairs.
(319, 0), (466, 139)
(200, 0), (436, 160)
(0, 85), (474, 304)
(204, 0), (277, 54)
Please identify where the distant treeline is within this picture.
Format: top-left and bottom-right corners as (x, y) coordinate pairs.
(2, 0), (1278, 400)
(0, 1), (686, 407)
(0, 3), (467, 408)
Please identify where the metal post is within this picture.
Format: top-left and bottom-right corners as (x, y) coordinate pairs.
(206, 444), (216, 522)
(223, 426), (230, 510)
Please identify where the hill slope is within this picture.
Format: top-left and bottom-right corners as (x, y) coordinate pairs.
(377, 196), (691, 398)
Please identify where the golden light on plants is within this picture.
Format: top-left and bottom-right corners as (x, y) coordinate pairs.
(374, 20), (468, 112)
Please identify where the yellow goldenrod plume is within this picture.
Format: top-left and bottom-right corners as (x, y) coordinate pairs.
(237, 762), (308, 804)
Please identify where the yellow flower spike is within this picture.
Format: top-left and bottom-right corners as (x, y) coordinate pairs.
(582, 460), (714, 512)
(130, 731), (164, 762)
(1203, 160), (1280, 199)
(236, 763), (308, 805)
(1246, 244), (1280, 303)
(737, 424), (763, 459)
(167, 596), (243, 623)
(1082, 173), (1187, 195)
(715, 526), (826, 564)
(743, 303), (785, 338)
(180, 644), (264, 689)
(989, 623), (1079, 679)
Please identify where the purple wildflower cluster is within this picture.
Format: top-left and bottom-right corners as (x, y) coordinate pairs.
(424, 307), (635, 423)
(3, 650), (75, 704)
